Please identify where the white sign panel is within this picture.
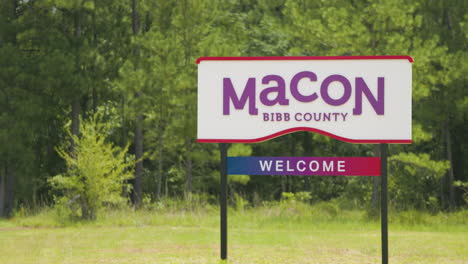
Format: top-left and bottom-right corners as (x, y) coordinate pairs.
(197, 56), (413, 144)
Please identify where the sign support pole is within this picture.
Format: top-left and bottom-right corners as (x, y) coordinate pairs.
(219, 143), (228, 260)
(381, 143), (388, 264)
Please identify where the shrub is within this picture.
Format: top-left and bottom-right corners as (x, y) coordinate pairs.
(49, 113), (134, 220)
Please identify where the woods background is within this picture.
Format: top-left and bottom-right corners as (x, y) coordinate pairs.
(0, 0), (466, 218)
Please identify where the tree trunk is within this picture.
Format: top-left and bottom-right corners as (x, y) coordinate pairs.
(0, 167), (5, 217)
(71, 99), (80, 135)
(302, 132), (312, 193)
(0, 162), (15, 217)
(81, 201), (89, 220)
(372, 144), (380, 210)
(92, 85), (97, 113)
(131, 0), (143, 208)
(156, 128), (164, 199)
(445, 125), (455, 209)
(81, 199), (96, 220)
(121, 96), (127, 146)
(185, 139), (193, 198)
(132, 0), (140, 36)
(281, 176), (286, 194)
(3, 0), (17, 44)
(185, 160), (193, 196)
(5, 163), (15, 217)
(165, 172), (168, 197)
(133, 113), (143, 206)
(71, 10), (81, 150)
(92, 0), (98, 113)
(0, 0), (17, 218)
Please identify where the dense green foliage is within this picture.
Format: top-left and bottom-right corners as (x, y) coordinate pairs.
(49, 113), (134, 220)
(0, 0), (466, 217)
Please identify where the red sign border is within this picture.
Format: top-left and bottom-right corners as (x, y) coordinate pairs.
(198, 127), (412, 144)
(196, 55), (414, 64)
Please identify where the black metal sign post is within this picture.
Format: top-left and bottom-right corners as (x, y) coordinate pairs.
(381, 143), (388, 264)
(219, 143), (228, 260)
(218, 153), (386, 262)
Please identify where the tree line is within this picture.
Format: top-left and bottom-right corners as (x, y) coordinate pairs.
(0, 0), (466, 218)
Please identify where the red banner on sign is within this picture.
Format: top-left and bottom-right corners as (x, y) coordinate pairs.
(227, 157), (381, 176)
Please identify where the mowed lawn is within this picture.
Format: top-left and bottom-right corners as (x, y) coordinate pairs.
(0, 209), (467, 264)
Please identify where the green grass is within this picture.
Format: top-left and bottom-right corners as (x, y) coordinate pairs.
(0, 202), (467, 264)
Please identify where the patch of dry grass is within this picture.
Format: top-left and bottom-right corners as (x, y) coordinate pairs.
(1, 205), (467, 263)
(0, 224), (466, 264)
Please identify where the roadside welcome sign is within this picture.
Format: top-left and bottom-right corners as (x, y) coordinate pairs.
(227, 157), (380, 176)
(197, 56), (413, 264)
(197, 56), (413, 144)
